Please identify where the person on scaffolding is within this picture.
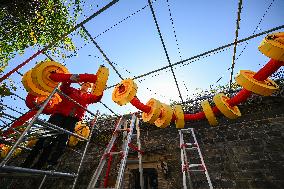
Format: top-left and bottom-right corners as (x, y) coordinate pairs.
(22, 81), (102, 170)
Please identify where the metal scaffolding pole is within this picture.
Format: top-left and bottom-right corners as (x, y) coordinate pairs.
(0, 165), (76, 178)
(0, 83), (61, 167)
(136, 118), (144, 189)
(36, 119), (88, 141)
(37, 111), (101, 189)
(0, 82), (102, 188)
(71, 110), (100, 189)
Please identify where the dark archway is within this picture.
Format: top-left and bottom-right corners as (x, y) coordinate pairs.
(129, 168), (158, 189)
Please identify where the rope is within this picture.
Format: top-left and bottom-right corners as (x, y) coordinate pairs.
(148, 0), (184, 103)
(229, 0), (243, 90)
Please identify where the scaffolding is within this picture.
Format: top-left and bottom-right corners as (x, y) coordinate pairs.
(0, 83), (100, 189)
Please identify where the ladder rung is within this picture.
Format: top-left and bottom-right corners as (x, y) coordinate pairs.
(181, 143), (198, 148)
(188, 164), (203, 168)
(116, 128), (129, 132)
(186, 143), (196, 145)
(185, 147), (198, 150)
(180, 129), (192, 132)
(189, 169), (205, 172)
(109, 151), (124, 155)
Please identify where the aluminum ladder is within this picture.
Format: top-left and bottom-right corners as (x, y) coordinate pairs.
(87, 114), (138, 189)
(179, 128), (213, 189)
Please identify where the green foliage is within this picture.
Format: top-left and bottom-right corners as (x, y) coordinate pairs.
(0, 79), (17, 98)
(0, 0), (85, 97)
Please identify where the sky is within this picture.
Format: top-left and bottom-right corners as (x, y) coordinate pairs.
(1, 0), (284, 123)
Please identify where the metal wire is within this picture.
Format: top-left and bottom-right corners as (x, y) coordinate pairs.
(99, 102), (119, 116)
(82, 25), (124, 80)
(0, 103), (24, 115)
(210, 0), (275, 88)
(106, 24), (284, 89)
(229, 0), (243, 90)
(10, 91), (26, 102)
(93, 0), (158, 39)
(52, 0), (160, 64)
(235, 0), (275, 61)
(91, 53), (168, 99)
(166, 0), (182, 61)
(166, 0), (192, 101)
(16, 71), (23, 76)
(148, 0), (184, 103)
(178, 88), (241, 105)
(43, 52), (54, 61)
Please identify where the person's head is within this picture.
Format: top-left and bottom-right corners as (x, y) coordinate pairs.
(80, 82), (92, 93)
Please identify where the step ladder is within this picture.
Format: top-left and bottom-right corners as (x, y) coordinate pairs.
(87, 114), (139, 189)
(127, 116), (144, 189)
(179, 128), (213, 189)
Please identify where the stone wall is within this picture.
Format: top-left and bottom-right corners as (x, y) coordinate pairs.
(0, 95), (283, 189)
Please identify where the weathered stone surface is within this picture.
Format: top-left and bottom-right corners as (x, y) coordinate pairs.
(0, 95), (283, 188)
